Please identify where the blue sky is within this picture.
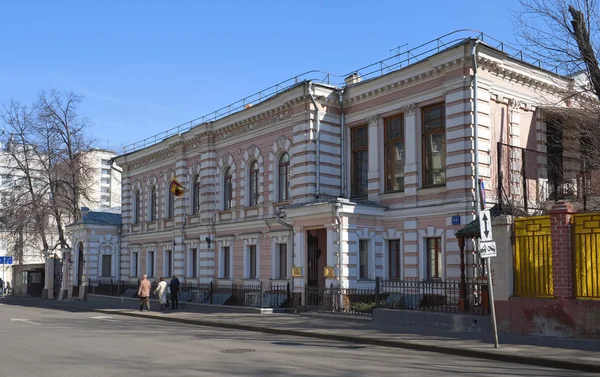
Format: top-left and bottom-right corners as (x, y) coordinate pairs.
(0, 0), (521, 152)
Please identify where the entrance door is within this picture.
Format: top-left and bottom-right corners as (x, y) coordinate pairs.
(307, 232), (320, 288)
(27, 271), (44, 297)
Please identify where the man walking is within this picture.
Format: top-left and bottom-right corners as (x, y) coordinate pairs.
(169, 275), (180, 310)
(137, 274), (151, 312)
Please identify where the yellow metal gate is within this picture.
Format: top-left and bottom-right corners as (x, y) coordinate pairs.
(572, 213), (600, 299)
(513, 216), (553, 298)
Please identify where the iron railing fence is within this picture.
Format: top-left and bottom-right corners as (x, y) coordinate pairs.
(497, 142), (600, 215)
(304, 278), (489, 316)
(124, 30), (560, 154)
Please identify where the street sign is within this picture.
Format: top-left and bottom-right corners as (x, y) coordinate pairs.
(479, 241), (497, 258)
(479, 210), (493, 242)
(0, 256), (13, 265)
(452, 215), (461, 225)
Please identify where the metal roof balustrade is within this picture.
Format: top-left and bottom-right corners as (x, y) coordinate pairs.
(123, 29), (561, 154)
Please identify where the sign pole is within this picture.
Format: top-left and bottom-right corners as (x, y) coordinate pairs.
(486, 257), (499, 348)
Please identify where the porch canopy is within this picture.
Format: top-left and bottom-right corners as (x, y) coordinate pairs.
(455, 217), (490, 313)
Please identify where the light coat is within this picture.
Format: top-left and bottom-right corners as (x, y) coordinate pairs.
(138, 279), (151, 298)
(154, 281), (168, 305)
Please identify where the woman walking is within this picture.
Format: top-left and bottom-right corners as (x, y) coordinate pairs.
(154, 277), (168, 311)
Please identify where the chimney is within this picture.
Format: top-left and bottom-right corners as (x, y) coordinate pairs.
(344, 73), (362, 85)
(80, 207), (90, 218)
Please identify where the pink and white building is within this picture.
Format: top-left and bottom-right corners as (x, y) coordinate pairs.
(92, 31), (576, 301)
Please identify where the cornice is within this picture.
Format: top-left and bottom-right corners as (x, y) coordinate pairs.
(344, 57), (469, 106)
(122, 96), (308, 172)
(477, 56), (569, 95)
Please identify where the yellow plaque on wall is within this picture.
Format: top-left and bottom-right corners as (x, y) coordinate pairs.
(291, 267), (302, 277)
(324, 266), (335, 278)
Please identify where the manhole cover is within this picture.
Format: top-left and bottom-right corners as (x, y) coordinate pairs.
(221, 349), (256, 354)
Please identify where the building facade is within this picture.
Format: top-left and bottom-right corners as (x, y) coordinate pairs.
(82, 149), (122, 210)
(92, 33), (574, 303)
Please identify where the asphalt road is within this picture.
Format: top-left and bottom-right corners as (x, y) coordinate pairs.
(0, 302), (594, 377)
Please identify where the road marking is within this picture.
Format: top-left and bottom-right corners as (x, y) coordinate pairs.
(90, 316), (119, 322)
(10, 318), (42, 326)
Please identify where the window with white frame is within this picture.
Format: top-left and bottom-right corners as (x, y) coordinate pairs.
(167, 188), (175, 219)
(150, 186), (157, 222)
(134, 190), (141, 224)
(146, 251), (155, 277)
(221, 247), (231, 279)
(426, 237), (442, 279)
(164, 250), (172, 277)
(191, 248), (198, 278)
(131, 252), (139, 277)
(278, 244), (287, 279)
(248, 160), (259, 206)
(359, 240), (369, 280)
(278, 153), (290, 202)
(247, 245), (257, 279)
(223, 167), (233, 210)
(192, 175), (200, 215)
(388, 240), (401, 280)
(102, 254), (112, 277)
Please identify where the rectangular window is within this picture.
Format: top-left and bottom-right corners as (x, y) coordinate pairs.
(384, 114), (405, 192)
(102, 255), (112, 277)
(223, 247), (230, 279)
(101, 159), (111, 166)
(359, 240), (369, 280)
(249, 245), (257, 279)
(102, 178), (110, 184)
(147, 251), (155, 277)
(101, 168), (111, 175)
(279, 244), (287, 279)
(426, 238), (442, 279)
(101, 187), (110, 193)
(422, 104), (446, 187)
(192, 248), (198, 278)
(388, 240), (401, 280)
(132, 252), (139, 277)
(164, 250), (172, 277)
(351, 125), (369, 197)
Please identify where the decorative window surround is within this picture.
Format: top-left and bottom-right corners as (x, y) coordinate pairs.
(269, 136), (292, 203)
(356, 228), (376, 280)
(216, 236), (235, 279)
(382, 229), (403, 280)
(418, 226), (445, 279)
(269, 232), (290, 279)
(241, 234), (261, 279)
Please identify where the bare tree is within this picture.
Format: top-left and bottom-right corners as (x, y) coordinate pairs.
(0, 90), (97, 257)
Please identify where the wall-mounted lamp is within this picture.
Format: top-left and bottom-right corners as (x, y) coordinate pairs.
(205, 236), (212, 248)
(67, 257), (73, 265)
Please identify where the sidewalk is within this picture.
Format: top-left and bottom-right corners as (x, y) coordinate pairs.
(3, 296), (599, 373)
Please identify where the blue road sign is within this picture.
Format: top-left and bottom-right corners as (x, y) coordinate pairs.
(0, 256), (13, 265)
(452, 216), (461, 225)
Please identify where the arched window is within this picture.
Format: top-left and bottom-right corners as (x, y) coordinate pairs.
(150, 186), (157, 222)
(249, 161), (259, 206)
(134, 190), (141, 224)
(223, 168), (232, 210)
(167, 187), (175, 219)
(192, 175), (200, 215)
(278, 153), (290, 202)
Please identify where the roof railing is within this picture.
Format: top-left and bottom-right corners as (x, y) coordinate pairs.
(122, 29), (561, 154)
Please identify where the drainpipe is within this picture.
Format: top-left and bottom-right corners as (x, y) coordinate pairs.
(339, 89), (346, 197)
(472, 40), (481, 219)
(116, 225), (122, 281)
(309, 83), (321, 198)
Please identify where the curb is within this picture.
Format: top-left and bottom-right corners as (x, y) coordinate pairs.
(87, 294), (276, 314)
(95, 309), (599, 373)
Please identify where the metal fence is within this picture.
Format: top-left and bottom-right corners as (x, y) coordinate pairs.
(572, 213), (600, 300)
(304, 278), (489, 316)
(497, 142), (598, 215)
(88, 279), (292, 308)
